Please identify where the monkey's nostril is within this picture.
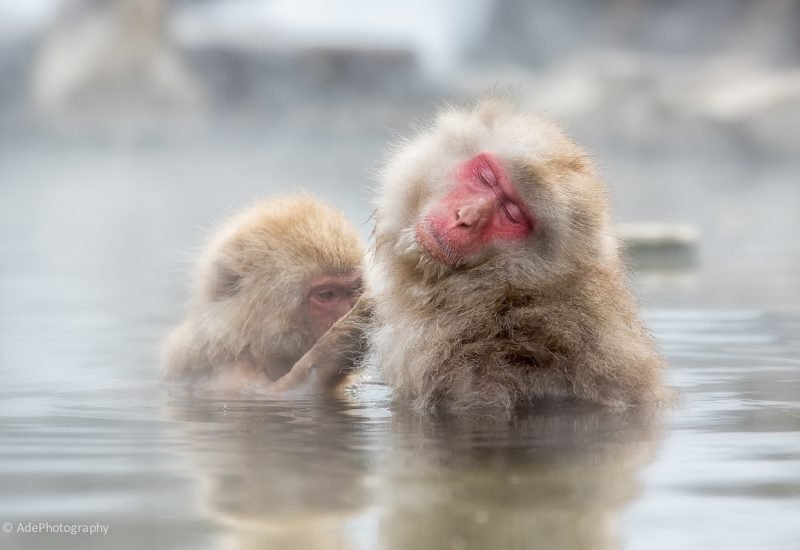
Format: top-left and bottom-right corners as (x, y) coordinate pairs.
(455, 205), (483, 228)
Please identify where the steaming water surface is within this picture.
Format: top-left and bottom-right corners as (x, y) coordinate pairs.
(1, 145), (799, 550)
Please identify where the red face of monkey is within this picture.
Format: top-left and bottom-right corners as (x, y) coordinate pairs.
(373, 99), (611, 286)
(306, 271), (363, 339)
(415, 152), (534, 267)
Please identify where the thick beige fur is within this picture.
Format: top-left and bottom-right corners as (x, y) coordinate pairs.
(365, 99), (668, 410)
(162, 194), (364, 384)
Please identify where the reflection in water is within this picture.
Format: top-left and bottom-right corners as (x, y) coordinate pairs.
(166, 396), (376, 549)
(165, 389), (663, 550)
(377, 407), (661, 550)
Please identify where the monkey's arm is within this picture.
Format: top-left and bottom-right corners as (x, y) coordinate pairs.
(265, 296), (374, 396)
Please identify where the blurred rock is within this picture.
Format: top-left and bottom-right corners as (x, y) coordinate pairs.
(472, 0), (800, 67)
(31, 0), (204, 127)
(619, 222), (698, 271)
(458, 53), (800, 158)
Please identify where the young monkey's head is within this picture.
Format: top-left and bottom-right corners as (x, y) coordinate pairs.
(198, 194), (364, 368)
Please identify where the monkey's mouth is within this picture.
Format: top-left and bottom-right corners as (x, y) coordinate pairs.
(415, 221), (467, 268)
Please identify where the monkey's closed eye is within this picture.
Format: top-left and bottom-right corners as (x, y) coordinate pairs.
(476, 167), (521, 224)
(314, 289), (338, 302)
(476, 168), (496, 188)
(501, 200), (523, 224)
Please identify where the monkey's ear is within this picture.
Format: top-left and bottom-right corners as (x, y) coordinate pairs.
(209, 259), (242, 300)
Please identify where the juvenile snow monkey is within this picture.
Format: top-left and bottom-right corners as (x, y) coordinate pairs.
(162, 195), (365, 396)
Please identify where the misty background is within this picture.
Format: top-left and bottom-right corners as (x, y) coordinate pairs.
(1, 0), (799, 316)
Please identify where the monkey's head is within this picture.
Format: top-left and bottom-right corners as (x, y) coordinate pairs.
(374, 99), (616, 291)
(197, 195), (364, 370)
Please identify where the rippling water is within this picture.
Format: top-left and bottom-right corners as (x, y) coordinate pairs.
(1, 145), (799, 550)
(1, 311), (798, 550)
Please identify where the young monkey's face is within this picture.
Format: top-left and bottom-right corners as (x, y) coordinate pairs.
(305, 271), (363, 340)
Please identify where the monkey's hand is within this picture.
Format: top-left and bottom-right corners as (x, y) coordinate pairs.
(266, 296), (374, 396)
